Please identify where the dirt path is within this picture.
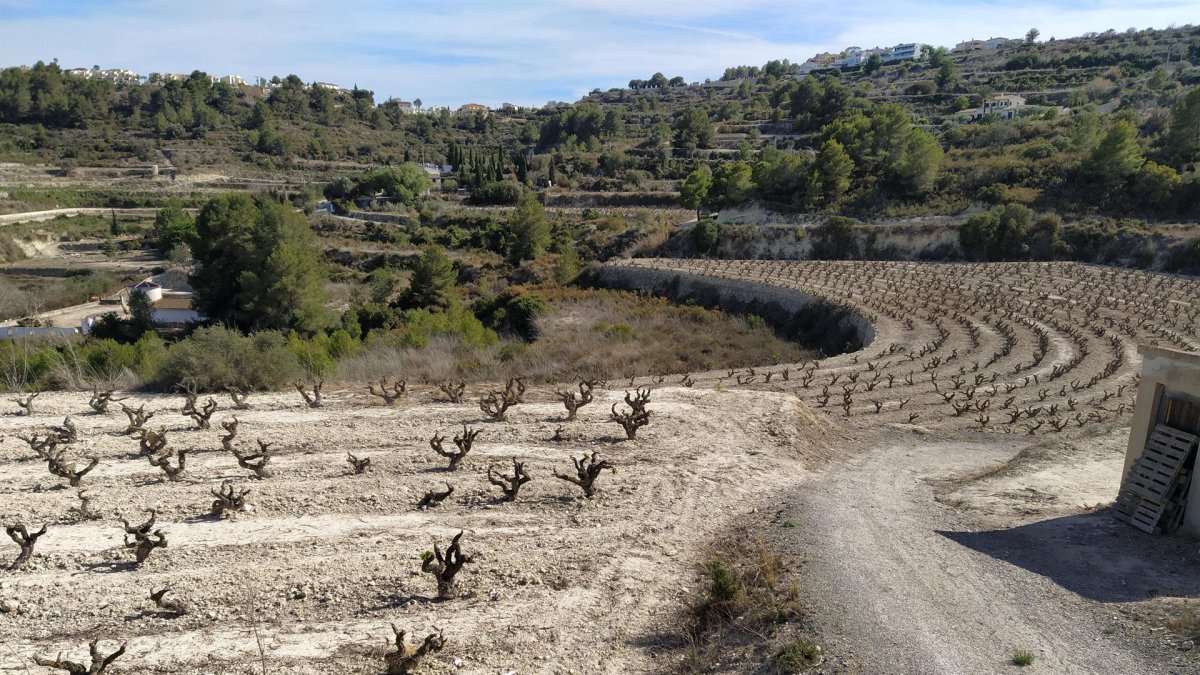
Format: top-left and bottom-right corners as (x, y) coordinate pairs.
(782, 433), (1191, 674)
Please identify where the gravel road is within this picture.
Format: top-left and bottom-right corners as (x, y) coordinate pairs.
(782, 434), (1196, 674)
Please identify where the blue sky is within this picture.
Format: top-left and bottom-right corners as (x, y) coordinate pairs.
(0, 1), (1195, 108)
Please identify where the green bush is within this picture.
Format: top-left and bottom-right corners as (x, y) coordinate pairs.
(470, 180), (523, 206)
(475, 291), (551, 341)
(691, 219), (721, 255)
(392, 305), (498, 349)
(706, 560), (741, 605)
(155, 326), (300, 391)
(774, 639), (822, 671)
(1012, 650), (1035, 667)
(496, 342), (528, 363)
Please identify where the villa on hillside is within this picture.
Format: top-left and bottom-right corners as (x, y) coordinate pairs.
(457, 103), (490, 114)
(954, 37), (1014, 52)
(961, 93), (1027, 120)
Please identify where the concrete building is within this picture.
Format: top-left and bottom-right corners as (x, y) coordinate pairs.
(457, 103), (490, 114)
(1120, 346), (1200, 535)
(886, 43), (925, 62)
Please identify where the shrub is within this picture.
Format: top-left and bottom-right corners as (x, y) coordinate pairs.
(1012, 650), (1035, 667)
(155, 326), (300, 391)
(475, 291), (552, 341)
(775, 639), (822, 670)
(496, 342), (527, 363)
(706, 560), (741, 606)
(394, 306), (498, 350)
(469, 180), (522, 205)
(810, 216), (860, 259)
(691, 219), (721, 255)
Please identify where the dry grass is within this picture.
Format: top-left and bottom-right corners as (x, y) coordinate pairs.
(676, 535), (812, 673)
(336, 288), (812, 385)
(1163, 599), (1200, 639)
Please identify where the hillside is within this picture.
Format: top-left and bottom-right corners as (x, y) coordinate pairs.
(0, 24), (1198, 224)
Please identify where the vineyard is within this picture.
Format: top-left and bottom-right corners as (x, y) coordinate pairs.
(608, 259), (1200, 435)
(2, 258), (1199, 673)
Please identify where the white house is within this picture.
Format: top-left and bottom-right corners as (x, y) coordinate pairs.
(151, 296), (204, 325)
(886, 43), (925, 62)
(962, 94), (1027, 120)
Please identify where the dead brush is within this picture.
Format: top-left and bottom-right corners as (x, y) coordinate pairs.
(121, 510), (167, 564)
(35, 640), (126, 674)
(555, 378), (597, 421)
(553, 452), (615, 498)
(295, 380), (323, 408)
(347, 452), (371, 474)
(429, 427), (479, 472)
(180, 389), (219, 429)
(437, 379), (466, 403)
(6, 523), (48, 570)
(610, 388), (651, 440)
(211, 482), (251, 518)
(1164, 598), (1200, 640)
(421, 530), (473, 600)
(682, 536), (805, 670)
(478, 377), (525, 421)
(88, 387), (125, 414)
(367, 379), (407, 406)
(486, 458), (532, 502)
(384, 626), (446, 674)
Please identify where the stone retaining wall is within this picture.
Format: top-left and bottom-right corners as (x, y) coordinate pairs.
(596, 263), (875, 354)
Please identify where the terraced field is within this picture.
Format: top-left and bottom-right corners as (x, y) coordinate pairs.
(608, 259), (1200, 435)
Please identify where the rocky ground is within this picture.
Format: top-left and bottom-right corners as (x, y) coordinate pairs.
(0, 385), (834, 674)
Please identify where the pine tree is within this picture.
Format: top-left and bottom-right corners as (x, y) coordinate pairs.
(405, 245), (458, 309)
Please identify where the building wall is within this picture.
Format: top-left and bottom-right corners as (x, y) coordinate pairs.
(1123, 345), (1200, 534)
(0, 326), (79, 339)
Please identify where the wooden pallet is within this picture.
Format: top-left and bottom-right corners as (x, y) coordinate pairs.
(1115, 424), (1198, 534)
(1124, 425), (1197, 500)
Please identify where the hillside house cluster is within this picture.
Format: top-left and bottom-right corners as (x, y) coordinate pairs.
(953, 37), (1014, 52)
(796, 43), (927, 73)
(63, 66), (140, 84)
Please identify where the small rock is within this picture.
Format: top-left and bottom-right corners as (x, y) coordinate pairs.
(0, 599), (19, 614)
(1179, 640), (1194, 652)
